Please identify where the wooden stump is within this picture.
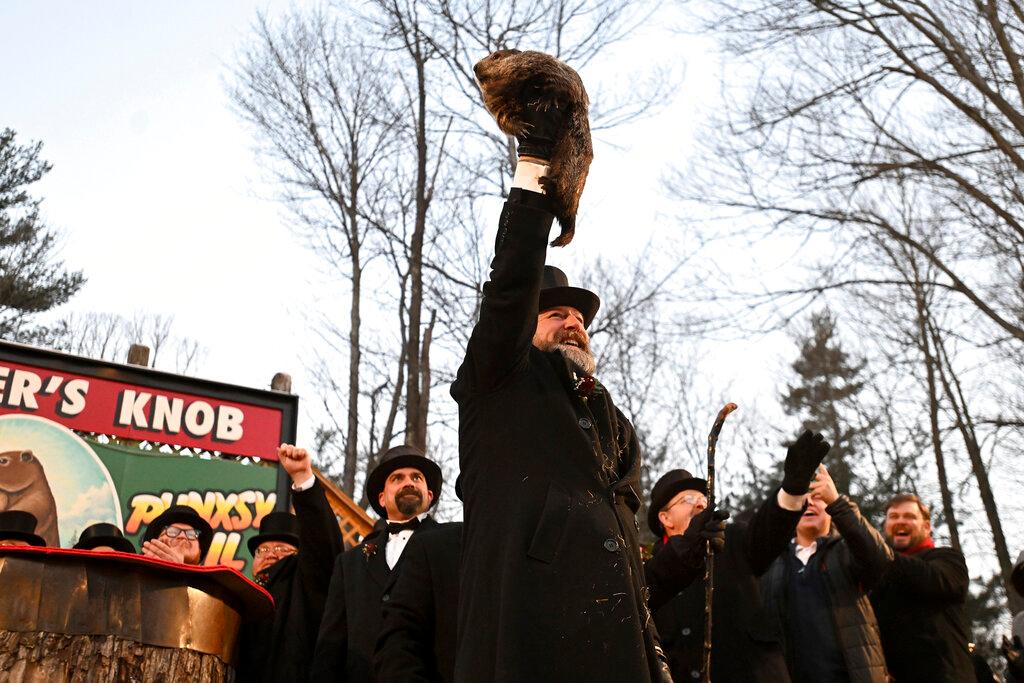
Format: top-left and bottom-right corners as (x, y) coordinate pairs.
(0, 631), (230, 683)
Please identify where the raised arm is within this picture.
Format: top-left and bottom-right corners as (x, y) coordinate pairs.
(278, 444), (345, 594)
(744, 430), (831, 575)
(809, 466), (894, 587)
(458, 188), (554, 394)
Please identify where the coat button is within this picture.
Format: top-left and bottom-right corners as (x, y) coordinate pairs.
(578, 417), (593, 429)
(603, 538), (619, 552)
(382, 593), (390, 602)
(681, 627), (691, 636)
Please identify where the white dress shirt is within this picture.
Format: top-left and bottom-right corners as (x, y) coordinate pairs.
(385, 512), (430, 569)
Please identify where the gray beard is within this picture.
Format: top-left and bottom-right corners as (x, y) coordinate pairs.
(555, 344), (597, 376)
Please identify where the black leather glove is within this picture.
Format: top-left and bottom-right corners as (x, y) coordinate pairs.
(668, 507), (730, 566)
(781, 430), (830, 495)
(515, 86), (564, 161)
(1004, 635), (1024, 680)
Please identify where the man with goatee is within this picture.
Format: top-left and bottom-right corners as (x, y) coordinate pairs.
(450, 101), (670, 680)
(311, 445), (443, 682)
(870, 493), (972, 682)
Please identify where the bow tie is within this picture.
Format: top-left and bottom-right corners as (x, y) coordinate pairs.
(387, 518), (421, 535)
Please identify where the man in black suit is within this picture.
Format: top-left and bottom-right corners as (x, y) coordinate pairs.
(450, 97), (669, 681)
(235, 444), (343, 683)
(311, 445), (443, 682)
(375, 522), (461, 683)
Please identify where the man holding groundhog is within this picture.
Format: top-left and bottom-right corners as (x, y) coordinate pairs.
(450, 55), (670, 682)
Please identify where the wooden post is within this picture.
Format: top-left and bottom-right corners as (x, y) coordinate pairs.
(272, 372), (293, 513)
(126, 344), (151, 367)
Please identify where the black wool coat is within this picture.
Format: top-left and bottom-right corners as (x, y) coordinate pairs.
(375, 522), (461, 683)
(870, 545), (973, 682)
(235, 480), (344, 683)
(644, 490), (803, 683)
(311, 516), (440, 682)
(450, 189), (668, 683)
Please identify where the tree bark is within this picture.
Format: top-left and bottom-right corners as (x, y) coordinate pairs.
(0, 631), (230, 683)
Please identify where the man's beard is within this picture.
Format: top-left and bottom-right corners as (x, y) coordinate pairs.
(555, 343), (596, 375)
(538, 329), (596, 375)
(395, 487), (425, 516)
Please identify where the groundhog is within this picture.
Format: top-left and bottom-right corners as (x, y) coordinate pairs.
(0, 450), (59, 546)
(474, 49), (593, 247)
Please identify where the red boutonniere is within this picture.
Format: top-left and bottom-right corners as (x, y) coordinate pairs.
(573, 373), (602, 402)
(362, 542), (377, 560)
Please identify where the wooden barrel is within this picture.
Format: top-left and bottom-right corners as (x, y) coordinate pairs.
(0, 547), (273, 683)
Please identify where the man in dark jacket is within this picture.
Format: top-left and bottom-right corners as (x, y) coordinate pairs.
(643, 431), (828, 683)
(311, 445), (443, 682)
(375, 522), (461, 683)
(235, 443), (344, 683)
(1003, 550), (1024, 682)
(450, 97), (669, 681)
(761, 465), (889, 683)
(871, 493), (973, 682)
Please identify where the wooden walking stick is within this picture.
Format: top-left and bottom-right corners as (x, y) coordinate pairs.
(702, 402), (737, 683)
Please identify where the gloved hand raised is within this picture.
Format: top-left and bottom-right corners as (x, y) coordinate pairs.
(667, 506), (730, 566)
(515, 85), (565, 162)
(781, 430), (831, 496)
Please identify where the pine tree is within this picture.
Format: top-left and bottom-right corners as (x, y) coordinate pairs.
(0, 128), (83, 341)
(782, 309), (886, 520)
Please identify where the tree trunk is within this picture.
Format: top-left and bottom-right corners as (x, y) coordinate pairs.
(0, 631), (230, 683)
(912, 285), (961, 552)
(342, 186), (363, 495)
(929, 321), (1022, 614)
(404, 41), (429, 452)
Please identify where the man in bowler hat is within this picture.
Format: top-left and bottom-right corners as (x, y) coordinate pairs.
(449, 101), (670, 681)
(235, 443), (344, 683)
(644, 431), (830, 683)
(0, 510), (46, 547)
(311, 445), (442, 682)
(141, 503), (212, 565)
(74, 522), (136, 553)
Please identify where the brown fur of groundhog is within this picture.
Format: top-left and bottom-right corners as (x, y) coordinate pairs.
(0, 449), (59, 546)
(474, 49), (592, 247)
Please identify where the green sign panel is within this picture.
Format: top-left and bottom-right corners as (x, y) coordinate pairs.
(93, 441), (278, 575)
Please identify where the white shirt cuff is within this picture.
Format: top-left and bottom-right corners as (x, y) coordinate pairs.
(776, 489), (805, 511)
(291, 474), (316, 491)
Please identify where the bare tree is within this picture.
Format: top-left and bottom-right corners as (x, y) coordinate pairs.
(672, 0), (1024, 611)
(231, 9), (403, 493)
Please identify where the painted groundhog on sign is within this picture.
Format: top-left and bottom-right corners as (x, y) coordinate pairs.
(0, 449), (59, 546)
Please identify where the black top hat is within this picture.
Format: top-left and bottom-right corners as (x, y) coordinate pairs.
(538, 266), (600, 329)
(0, 510), (46, 547)
(247, 511), (301, 556)
(365, 445), (443, 518)
(648, 469), (708, 536)
(142, 505), (214, 560)
(74, 522), (136, 554)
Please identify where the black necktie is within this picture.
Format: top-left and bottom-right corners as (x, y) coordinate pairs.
(387, 518), (421, 535)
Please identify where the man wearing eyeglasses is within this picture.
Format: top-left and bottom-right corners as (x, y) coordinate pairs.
(141, 504), (212, 565)
(644, 430), (830, 682)
(236, 443), (344, 683)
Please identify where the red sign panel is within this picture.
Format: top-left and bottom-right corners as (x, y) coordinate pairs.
(0, 359), (284, 461)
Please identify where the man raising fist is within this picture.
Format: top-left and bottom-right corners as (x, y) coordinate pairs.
(235, 444), (344, 683)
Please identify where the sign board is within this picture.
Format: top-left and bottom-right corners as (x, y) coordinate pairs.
(0, 341), (298, 574)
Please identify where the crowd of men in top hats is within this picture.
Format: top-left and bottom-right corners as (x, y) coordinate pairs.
(2, 62), (1023, 683)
